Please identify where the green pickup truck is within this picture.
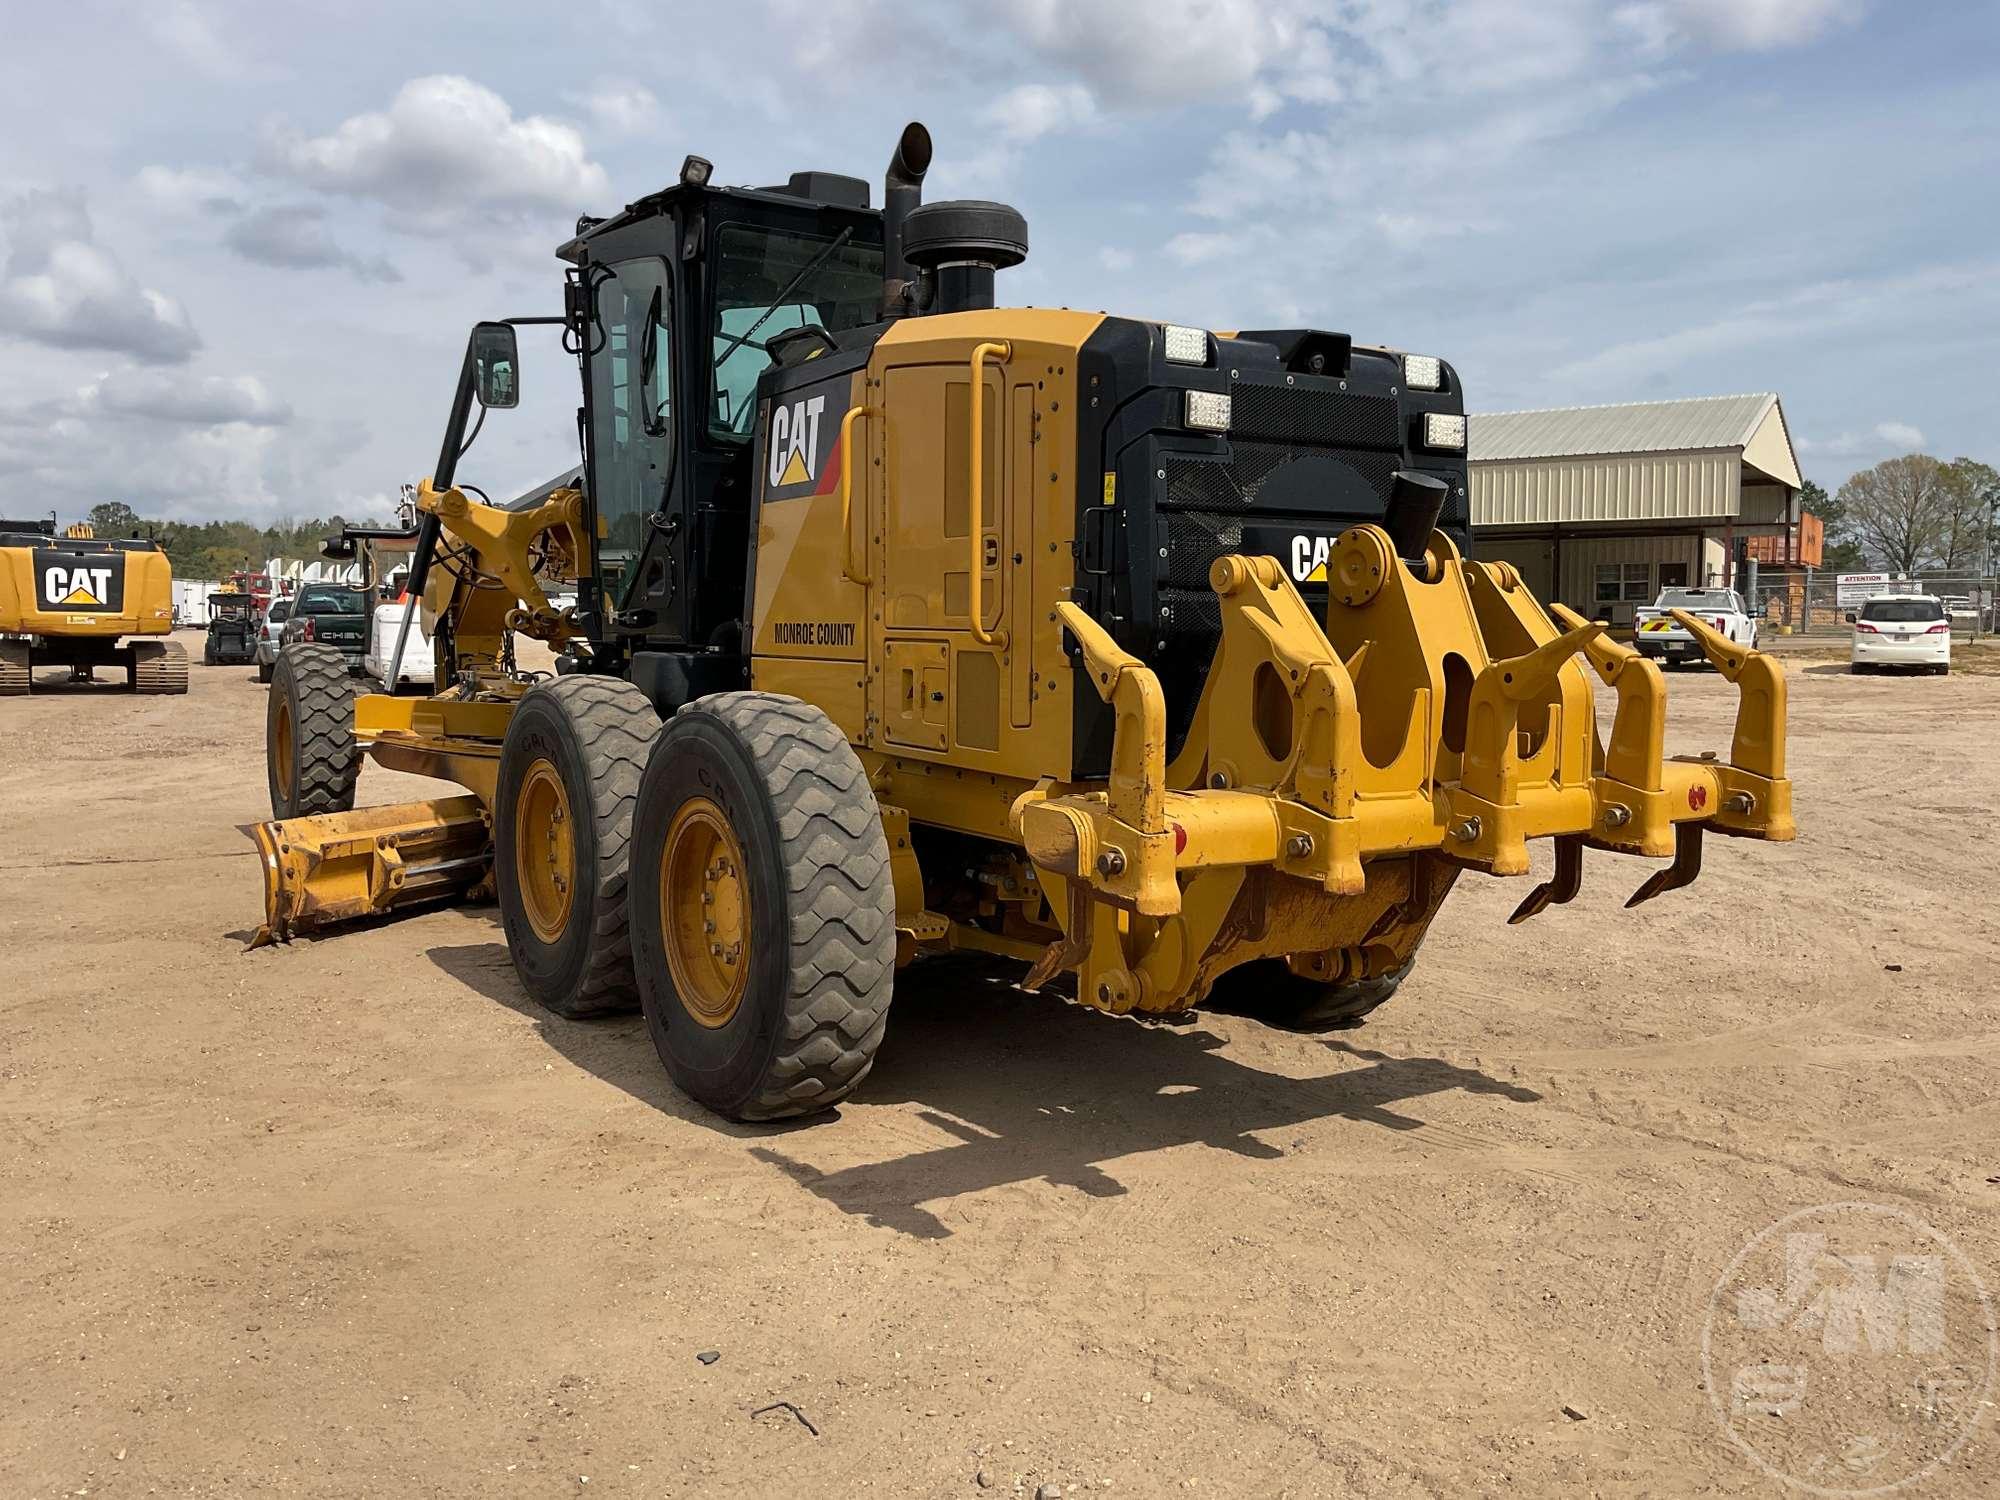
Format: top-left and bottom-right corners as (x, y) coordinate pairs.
(278, 582), (371, 673)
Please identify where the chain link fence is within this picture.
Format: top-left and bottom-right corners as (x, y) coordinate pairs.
(1747, 572), (1997, 640)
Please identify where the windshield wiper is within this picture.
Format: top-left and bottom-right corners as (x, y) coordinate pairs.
(715, 228), (854, 429)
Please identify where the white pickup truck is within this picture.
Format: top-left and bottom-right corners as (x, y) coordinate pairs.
(1632, 586), (1757, 666)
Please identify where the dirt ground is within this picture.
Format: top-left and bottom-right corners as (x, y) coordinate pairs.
(3, 629), (1996, 1497)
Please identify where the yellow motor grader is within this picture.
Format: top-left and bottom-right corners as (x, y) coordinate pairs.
(250, 124), (1795, 1120)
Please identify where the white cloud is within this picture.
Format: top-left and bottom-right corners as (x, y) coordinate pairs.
(1620, 0), (1866, 52)
(571, 82), (663, 138)
(135, 164), (246, 215)
(89, 368), (292, 427)
(1098, 247), (1135, 272)
(0, 191), (201, 364)
(1166, 230), (1252, 266)
(984, 82), (1097, 143)
(0, 373), (313, 521)
(995, 0), (1308, 106)
(223, 204), (402, 283)
(1797, 420), (1927, 460)
(259, 75), (610, 224)
(1546, 263), (1995, 390)
(144, 0), (268, 79)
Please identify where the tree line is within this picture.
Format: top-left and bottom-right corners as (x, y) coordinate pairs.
(79, 502), (385, 584)
(69, 454), (1999, 585)
(1816, 455), (1998, 576)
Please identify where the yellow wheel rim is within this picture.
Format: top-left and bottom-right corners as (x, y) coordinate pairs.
(273, 698), (295, 795)
(514, 758), (576, 944)
(660, 797), (750, 1028)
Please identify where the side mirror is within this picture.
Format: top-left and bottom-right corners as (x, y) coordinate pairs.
(472, 321), (520, 409)
(1844, 611), (1856, 624)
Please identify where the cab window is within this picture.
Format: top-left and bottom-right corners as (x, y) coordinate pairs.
(589, 258), (675, 605)
(709, 224), (883, 441)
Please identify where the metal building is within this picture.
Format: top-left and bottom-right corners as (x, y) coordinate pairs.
(1470, 393), (1803, 629)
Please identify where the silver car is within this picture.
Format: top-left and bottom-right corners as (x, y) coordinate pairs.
(254, 598), (292, 682)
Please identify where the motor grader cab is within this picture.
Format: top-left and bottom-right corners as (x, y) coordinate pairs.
(1, 516), (188, 695)
(251, 123), (1795, 1121)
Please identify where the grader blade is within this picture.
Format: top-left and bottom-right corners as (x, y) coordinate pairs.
(245, 796), (492, 947)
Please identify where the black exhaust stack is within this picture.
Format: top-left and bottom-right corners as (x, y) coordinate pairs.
(882, 121), (933, 319)
(1384, 470), (1449, 565)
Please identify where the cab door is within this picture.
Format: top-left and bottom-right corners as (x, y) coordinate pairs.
(584, 257), (676, 625)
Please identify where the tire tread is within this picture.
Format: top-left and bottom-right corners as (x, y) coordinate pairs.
(273, 643), (360, 815)
(513, 674), (660, 1018)
(676, 691), (896, 1120)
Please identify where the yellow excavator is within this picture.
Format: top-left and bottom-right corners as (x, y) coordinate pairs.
(1, 517), (187, 694)
(249, 124), (1795, 1120)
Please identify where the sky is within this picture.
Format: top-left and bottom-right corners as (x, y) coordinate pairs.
(0, 0), (1994, 527)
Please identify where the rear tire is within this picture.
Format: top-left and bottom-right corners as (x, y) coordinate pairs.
(129, 640), (189, 695)
(1211, 957), (1415, 1033)
(494, 675), (661, 1019)
(0, 639), (27, 696)
(631, 692), (896, 1122)
(268, 643), (360, 817)
(256, 659), (273, 684)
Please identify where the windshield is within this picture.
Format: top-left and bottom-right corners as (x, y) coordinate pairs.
(1860, 598), (1943, 623)
(709, 223), (883, 441)
(296, 586), (367, 614)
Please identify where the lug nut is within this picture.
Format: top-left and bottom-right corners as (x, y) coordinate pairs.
(1286, 833), (1314, 859)
(1096, 848), (1128, 877)
(1603, 805), (1632, 827)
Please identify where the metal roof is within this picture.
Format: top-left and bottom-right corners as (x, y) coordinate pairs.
(1470, 393), (1781, 462)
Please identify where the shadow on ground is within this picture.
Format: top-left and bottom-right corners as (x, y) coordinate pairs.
(427, 943), (1540, 1238)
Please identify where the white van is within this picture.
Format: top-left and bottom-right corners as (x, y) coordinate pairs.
(365, 597), (436, 688)
(1849, 594), (1950, 675)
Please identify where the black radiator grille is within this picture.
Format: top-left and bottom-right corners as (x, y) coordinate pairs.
(1229, 385), (1399, 448)
(1163, 444), (1401, 512)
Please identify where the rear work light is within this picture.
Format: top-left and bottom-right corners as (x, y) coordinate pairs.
(1184, 390), (1232, 433)
(1403, 354), (1443, 390)
(1422, 411), (1466, 451)
(1163, 325), (1210, 365)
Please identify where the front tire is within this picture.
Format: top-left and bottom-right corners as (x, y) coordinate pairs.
(267, 643), (360, 816)
(632, 692), (896, 1122)
(494, 675), (661, 1019)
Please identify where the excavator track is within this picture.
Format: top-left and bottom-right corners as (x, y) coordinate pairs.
(0, 639), (28, 696)
(130, 640), (190, 695)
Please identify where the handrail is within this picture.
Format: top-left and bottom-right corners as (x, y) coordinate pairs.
(838, 404), (878, 585)
(968, 341), (1010, 646)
